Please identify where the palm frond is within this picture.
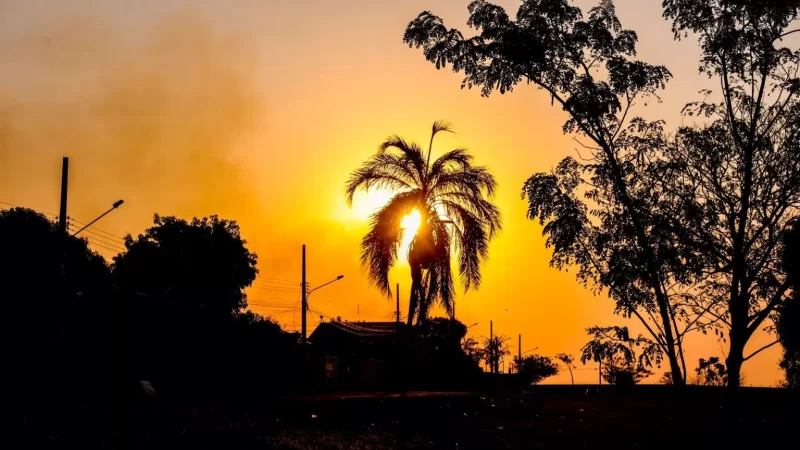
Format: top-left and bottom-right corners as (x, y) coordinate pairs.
(438, 202), (490, 291)
(431, 215), (456, 315)
(430, 165), (498, 199)
(431, 120), (454, 137)
(360, 190), (423, 296)
(436, 196), (501, 238)
(345, 152), (418, 205)
(429, 148), (473, 175)
(378, 135), (426, 183)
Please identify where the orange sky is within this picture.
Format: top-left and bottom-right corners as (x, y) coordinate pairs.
(0, 0), (785, 385)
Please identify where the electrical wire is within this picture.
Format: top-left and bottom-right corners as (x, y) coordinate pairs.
(68, 225), (126, 250)
(68, 217), (125, 240)
(0, 200), (58, 217)
(71, 231), (126, 252)
(82, 238), (124, 254)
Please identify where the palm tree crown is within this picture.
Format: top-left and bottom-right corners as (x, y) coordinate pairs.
(346, 121), (501, 325)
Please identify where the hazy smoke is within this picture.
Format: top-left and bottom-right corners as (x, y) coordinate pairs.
(0, 13), (266, 223)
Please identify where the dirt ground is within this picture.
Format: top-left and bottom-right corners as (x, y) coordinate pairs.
(129, 386), (796, 449)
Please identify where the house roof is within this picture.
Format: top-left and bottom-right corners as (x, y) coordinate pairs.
(308, 321), (400, 352)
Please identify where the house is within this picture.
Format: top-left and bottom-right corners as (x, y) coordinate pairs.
(308, 321), (404, 391)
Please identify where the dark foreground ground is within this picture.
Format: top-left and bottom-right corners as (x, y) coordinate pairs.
(126, 386), (796, 449)
(17, 384), (795, 448)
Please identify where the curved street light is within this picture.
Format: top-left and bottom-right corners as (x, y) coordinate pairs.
(72, 200), (124, 237)
(307, 275), (344, 297)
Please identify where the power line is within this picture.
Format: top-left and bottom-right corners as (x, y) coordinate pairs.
(248, 286), (300, 294)
(72, 230), (125, 250)
(70, 224), (124, 243)
(82, 238), (124, 254)
(68, 225), (126, 250)
(255, 276), (301, 284)
(0, 200), (58, 217)
(253, 278), (300, 288)
(68, 217), (125, 240)
(255, 281), (301, 288)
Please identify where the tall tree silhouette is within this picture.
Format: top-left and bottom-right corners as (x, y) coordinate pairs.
(0, 207), (111, 378)
(778, 220), (800, 387)
(346, 122), (501, 325)
(663, 0), (800, 387)
(405, 1), (688, 384)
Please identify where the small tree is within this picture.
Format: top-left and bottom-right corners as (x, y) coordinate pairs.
(693, 357), (728, 387)
(514, 354), (560, 385)
(462, 337), (485, 366)
(483, 335), (511, 374)
(580, 326), (657, 385)
(555, 353), (576, 385)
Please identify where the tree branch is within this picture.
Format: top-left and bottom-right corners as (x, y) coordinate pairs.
(743, 340), (781, 362)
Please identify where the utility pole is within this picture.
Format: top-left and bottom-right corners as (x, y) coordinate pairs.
(396, 283), (400, 324)
(518, 334), (522, 372)
(301, 244), (307, 345)
(490, 320), (493, 374)
(58, 157), (69, 234)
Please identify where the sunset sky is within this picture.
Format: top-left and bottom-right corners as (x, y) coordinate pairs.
(0, 0), (783, 385)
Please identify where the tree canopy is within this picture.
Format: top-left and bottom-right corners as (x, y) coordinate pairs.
(113, 214), (257, 315)
(0, 207), (112, 383)
(514, 354), (560, 385)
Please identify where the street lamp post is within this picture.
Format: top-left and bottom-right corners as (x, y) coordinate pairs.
(307, 275), (344, 298)
(71, 200), (124, 236)
(302, 274), (343, 344)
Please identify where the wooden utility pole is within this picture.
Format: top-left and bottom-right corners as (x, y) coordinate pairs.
(518, 334), (522, 370)
(396, 283), (400, 323)
(58, 157), (69, 234)
(301, 244), (307, 344)
(490, 320), (493, 374)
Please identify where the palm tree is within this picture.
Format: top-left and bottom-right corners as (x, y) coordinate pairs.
(346, 121), (501, 326)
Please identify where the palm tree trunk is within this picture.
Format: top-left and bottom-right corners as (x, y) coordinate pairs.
(408, 263), (423, 327)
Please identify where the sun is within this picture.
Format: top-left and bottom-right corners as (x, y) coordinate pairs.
(400, 209), (422, 253)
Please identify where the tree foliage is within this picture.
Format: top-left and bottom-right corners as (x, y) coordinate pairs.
(462, 337), (485, 366)
(580, 326), (656, 385)
(411, 318), (482, 388)
(346, 122), (501, 325)
(556, 353), (576, 384)
(483, 334), (511, 374)
(118, 214), (303, 395)
(405, 0), (688, 384)
(113, 214), (257, 315)
(0, 208), (112, 364)
(693, 357), (728, 386)
(779, 220), (800, 387)
(514, 354), (560, 385)
(661, 0), (800, 388)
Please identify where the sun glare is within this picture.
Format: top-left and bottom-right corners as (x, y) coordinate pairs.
(400, 209), (422, 253)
